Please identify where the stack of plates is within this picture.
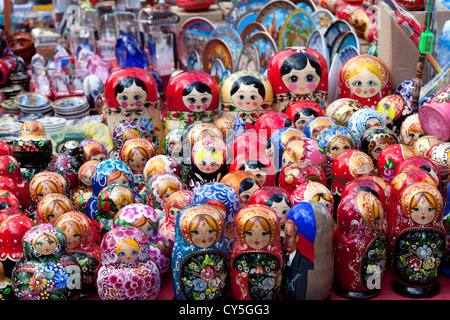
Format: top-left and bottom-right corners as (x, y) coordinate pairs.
(35, 115), (67, 134)
(8, 72), (30, 90)
(52, 96), (90, 119)
(0, 85), (23, 100)
(1, 98), (20, 114)
(14, 92), (53, 115)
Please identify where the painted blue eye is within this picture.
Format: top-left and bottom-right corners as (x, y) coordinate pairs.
(122, 96), (128, 101)
(290, 76), (298, 83)
(356, 81), (362, 87)
(306, 75), (314, 82)
(251, 95), (256, 100)
(239, 95), (245, 100)
(367, 81), (375, 87)
(134, 95), (141, 100)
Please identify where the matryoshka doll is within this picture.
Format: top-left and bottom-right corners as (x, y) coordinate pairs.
(220, 170), (262, 209)
(267, 46), (329, 112)
(278, 160), (327, 194)
(427, 142), (450, 184)
(270, 127), (306, 172)
(104, 67), (163, 151)
(109, 119), (151, 160)
(29, 171), (70, 214)
(377, 144), (415, 183)
(119, 137), (157, 192)
(338, 54), (390, 108)
(282, 137), (326, 172)
(71, 160), (99, 213)
(413, 135), (443, 157)
(80, 139), (109, 163)
(12, 224), (83, 300)
(143, 172), (184, 219)
(12, 120), (52, 171)
(36, 193), (74, 225)
(399, 113), (424, 146)
(253, 111), (294, 139)
(143, 155), (181, 184)
(347, 108), (386, 145)
(165, 70), (220, 133)
(112, 203), (171, 286)
(46, 154), (80, 190)
(220, 70), (273, 125)
(192, 182), (241, 256)
(333, 190), (387, 299)
(92, 184), (136, 244)
(376, 94), (414, 134)
(283, 200), (334, 300)
(213, 115), (247, 145)
(95, 226), (161, 300)
(0, 261), (13, 300)
(0, 155), (31, 211)
(0, 189), (20, 211)
(230, 204), (283, 300)
(325, 98), (363, 128)
(229, 152), (276, 187)
(59, 140), (84, 166)
(163, 128), (184, 164)
(289, 181), (334, 217)
(359, 126), (399, 166)
(303, 117), (338, 139)
(390, 182), (445, 298)
(54, 211), (101, 297)
(285, 100), (325, 131)
(396, 156), (442, 190)
(160, 190), (194, 245)
(171, 204), (228, 300)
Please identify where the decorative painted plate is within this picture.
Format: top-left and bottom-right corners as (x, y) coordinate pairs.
(236, 10), (259, 35)
(323, 19), (351, 49)
(311, 8), (335, 34)
(256, 0), (297, 46)
(294, 0), (317, 14)
(237, 43), (260, 72)
(246, 31), (278, 75)
(202, 38), (234, 74)
(278, 8), (315, 50)
(176, 17), (215, 69)
(240, 21), (267, 44)
(14, 92), (49, 108)
(224, 0), (268, 29)
(210, 59), (231, 87)
(330, 31), (360, 61)
(186, 51), (203, 71)
(306, 29), (329, 67)
(327, 45), (358, 102)
(211, 25), (243, 70)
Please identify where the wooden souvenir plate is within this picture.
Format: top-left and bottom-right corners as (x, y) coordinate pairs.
(224, 0), (253, 29)
(246, 31), (278, 75)
(211, 25), (243, 70)
(14, 92), (49, 108)
(323, 19), (351, 50)
(311, 8), (335, 34)
(237, 43), (260, 72)
(176, 17), (215, 69)
(327, 44), (358, 102)
(306, 29), (329, 67)
(330, 31), (360, 62)
(293, 0), (317, 14)
(186, 51), (203, 71)
(256, 0), (297, 46)
(202, 38), (234, 74)
(52, 96), (88, 111)
(278, 8), (315, 50)
(240, 21), (267, 44)
(210, 59), (231, 87)
(236, 10), (259, 35)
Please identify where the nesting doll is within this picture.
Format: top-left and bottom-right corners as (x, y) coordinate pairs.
(285, 100), (325, 131)
(230, 131), (275, 161)
(104, 67), (163, 151)
(54, 211), (101, 297)
(85, 159), (135, 220)
(0, 214), (35, 278)
(390, 182), (445, 298)
(165, 70), (220, 133)
(270, 127), (306, 172)
(347, 108), (387, 145)
(419, 85), (450, 142)
(71, 160), (99, 213)
(0, 189), (20, 211)
(278, 161), (327, 194)
(399, 113), (424, 146)
(413, 135), (443, 158)
(267, 46), (329, 112)
(290, 181), (334, 217)
(92, 184), (136, 244)
(283, 200), (334, 300)
(36, 193), (74, 225)
(377, 144), (415, 183)
(189, 136), (228, 191)
(112, 203), (171, 286)
(163, 128), (184, 164)
(46, 154), (80, 190)
(192, 182), (241, 256)
(253, 111), (294, 139)
(303, 117), (338, 139)
(119, 137), (157, 192)
(376, 94), (414, 134)
(0, 155), (31, 211)
(230, 204), (283, 300)
(143, 155), (181, 183)
(316, 125), (356, 183)
(81, 139), (109, 163)
(248, 186), (292, 244)
(160, 190), (194, 245)
(325, 98), (364, 128)
(0, 261), (13, 300)
(220, 170), (262, 209)
(59, 140), (84, 165)
(282, 137), (326, 172)
(333, 190), (387, 299)
(359, 126), (399, 166)
(29, 171), (70, 206)
(338, 54), (390, 108)
(143, 172), (184, 219)
(12, 120), (52, 171)
(230, 152), (277, 187)
(220, 70), (273, 125)
(171, 204), (228, 300)
(95, 226), (161, 300)
(109, 119), (151, 160)
(427, 142), (450, 183)
(213, 115), (247, 144)
(396, 156), (442, 190)
(341, 178), (387, 211)
(12, 224), (82, 300)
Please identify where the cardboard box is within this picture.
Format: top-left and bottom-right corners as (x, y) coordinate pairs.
(172, 4), (225, 33)
(378, 0), (450, 90)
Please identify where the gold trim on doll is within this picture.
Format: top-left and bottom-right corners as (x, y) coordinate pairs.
(30, 172), (67, 203)
(55, 212), (90, 249)
(37, 194), (74, 225)
(18, 120), (46, 140)
(356, 191), (385, 231)
(120, 138), (156, 172)
(401, 183), (443, 225)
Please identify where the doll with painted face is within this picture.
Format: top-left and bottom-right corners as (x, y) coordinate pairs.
(12, 223), (82, 300)
(281, 137), (326, 172)
(165, 71), (220, 133)
(413, 135), (443, 158)
(267, 47), (329, 112)
(286, 100), (325, 131)
(390, 182), (445, 298)
(279, 161), (327, 194)
(0, 261), (13, 300)
(109, 119), (152, 159)
(172, 204), (228, 300)
(347, 108), (386, 145)
(95, 226), (161, 300)
(376, 94), (414, 135)
(119, 138), (157, 192)
(325, 98), (364, 128)
(80, 139), (109, 163)
(230, 204), (283, 300)
(338, 54), (390, 108)
(213, 115), (247, 145)
(221, 70), (273, 125)
(36, 193), (74, 225)
(220, 170), (262, 209)
(359, 126), (399, 166)
(143, 155), (181, 186)
(333, 190), (387, 299)
(400, 113), (424, 146)
(270, 127), (307, 173)
(112, 203), (171, 286)
(104, 67), (162, 151)
(230, 152), (277, 187)
(290, 181), (334, 217)
(59, 140), (84, 165)
(71, 160), (99, 213)
(29, 171), (70, 212)
(283, 200), (334, 300)
(54, 211), (101, 297)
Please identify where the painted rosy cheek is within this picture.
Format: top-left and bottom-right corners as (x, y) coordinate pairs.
(253, 101), (259, 107)
(355, 88), (362, 94)
(188, 104), (196, 111)
(201, 104), (208, 110)
(121, 101), (128, 107)
(288, 83), (297, 91)
(307, 82), (317, 91)
(369, 88), (376, 94)
(135, 101), (142, 107)
(238, 101), (243, 107)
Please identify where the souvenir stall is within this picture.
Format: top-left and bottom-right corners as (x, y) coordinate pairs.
(1, 0), (450, 303)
